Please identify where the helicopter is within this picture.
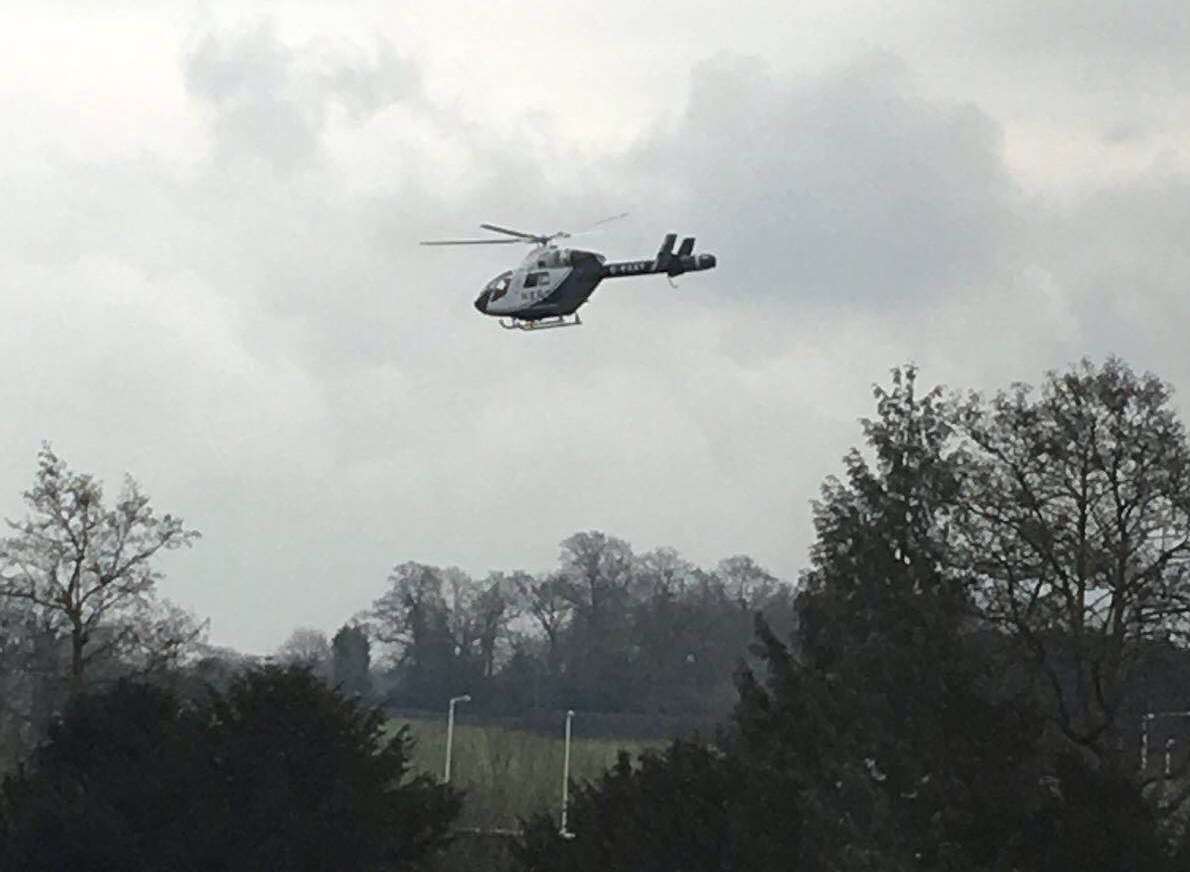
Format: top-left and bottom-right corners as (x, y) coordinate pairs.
(420, 219), (717, 330)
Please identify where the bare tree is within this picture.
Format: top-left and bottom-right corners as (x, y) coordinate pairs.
(371, 561), (446, 655)
(0, 446), (200, 690)
(635, 547), (697, 599)
(517, 572), (573, 677)
(715, 555), (780, 609)
(953, 358), (1190, 768)
(471, 572), (518, 678)
(370, 562), (467, 704)
(559, 531), (634, 627)
(557, 532), (636, 705)
(441, 566), (478, 660)
(276, 627), (331, 674)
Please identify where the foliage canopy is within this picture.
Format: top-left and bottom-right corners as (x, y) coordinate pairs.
(0, 666), (460, 872)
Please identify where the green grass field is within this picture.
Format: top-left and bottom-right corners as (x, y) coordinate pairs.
(392, 717), (660, 831)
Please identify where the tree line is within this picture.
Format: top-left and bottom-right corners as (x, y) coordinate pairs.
(280, 537), (797, 721)
(6, 356), (1190, 870)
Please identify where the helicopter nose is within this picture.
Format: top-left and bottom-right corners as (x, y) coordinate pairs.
(474, 290), (490, 313)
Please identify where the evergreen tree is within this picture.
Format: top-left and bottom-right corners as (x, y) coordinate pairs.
(0, 667), (460, 871)
(516, 738), (797, 872)
(734, 366), (1049, 870)
(0, 680), (206, 871)
(332, 623), (373, 699)
(202, 667), (458, 870)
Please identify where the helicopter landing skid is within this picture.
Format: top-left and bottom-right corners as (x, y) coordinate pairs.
(499, 314), (582, 331)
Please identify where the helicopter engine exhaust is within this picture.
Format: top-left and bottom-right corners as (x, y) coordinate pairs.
(668, 249), (716, 275)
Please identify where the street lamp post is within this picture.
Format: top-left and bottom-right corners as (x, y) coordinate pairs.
(560, 709), (575, 838)
(1140, 710), (1190, 776)
(444, 694), (471, 784)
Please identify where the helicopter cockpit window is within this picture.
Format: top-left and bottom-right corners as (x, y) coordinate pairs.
(524, 271), (551, 288)
(486, 271), (512, 301)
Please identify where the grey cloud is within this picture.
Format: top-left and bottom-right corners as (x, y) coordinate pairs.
(8, 15), (1190, 653)
(621, 52), (1021, 311)
(916, 0), (1190, 142)
(185, 24), (320, 172)
(947, 0), (1190, 68)
(1035, 173), (1190, 383)
(184, 22), (421, 173)
(319, 41), (421, 120)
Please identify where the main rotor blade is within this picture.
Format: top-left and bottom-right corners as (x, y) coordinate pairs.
(566, 212), (631, 239)
(584, 212), (629, 230)
(479, 223), (545, 241)
(420, 238), (524, 246)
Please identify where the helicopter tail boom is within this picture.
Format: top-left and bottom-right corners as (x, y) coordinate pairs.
(602, 234), (716, 280)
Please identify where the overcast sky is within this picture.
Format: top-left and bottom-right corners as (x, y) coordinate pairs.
(2, 1), (1188, 653)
